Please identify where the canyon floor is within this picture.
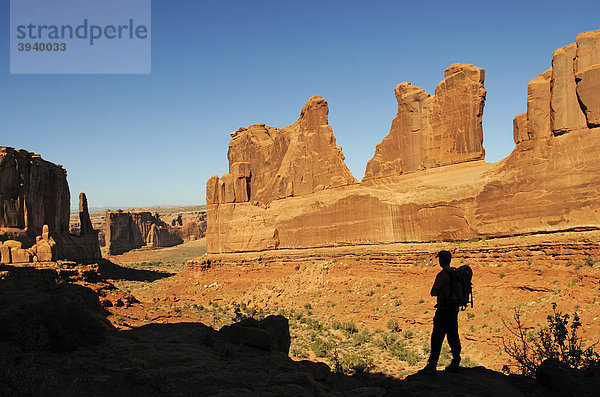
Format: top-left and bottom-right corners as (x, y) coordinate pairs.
(3, 230), (600, 396)
(102, 230), (600, 378)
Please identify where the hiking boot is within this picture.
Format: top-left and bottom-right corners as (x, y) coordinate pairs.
(445, 360), (461, 373)
(418, 364), (437, 375)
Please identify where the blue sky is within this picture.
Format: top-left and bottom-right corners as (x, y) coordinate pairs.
(1, 0), (599, 210)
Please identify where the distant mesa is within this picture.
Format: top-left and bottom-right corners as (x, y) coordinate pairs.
(206, 30), (600, 253)
(0, 147), (101, 263)
(104, 210), (182, 255)
(102, 208), (205, 255)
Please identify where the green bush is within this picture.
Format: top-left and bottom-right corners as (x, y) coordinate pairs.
(331, 350), (373, 375)
(386, 319), (400, 332)
(310, 337), (333, 357)
(389, 341), (421, 366)
(585, 256), (596, 267)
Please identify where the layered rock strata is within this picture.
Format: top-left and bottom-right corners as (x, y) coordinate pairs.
(207, 30), (600, 253)
(104, 210), (183, 255)
(363, 63), (486, 180)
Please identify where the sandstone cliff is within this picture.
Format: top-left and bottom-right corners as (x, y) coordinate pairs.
(0, 147), (69, 236)
(363, 64), (486, 180)
(0, 147), (101, 262)
(104, 210), (183, 255)
(207, 95), (356, 206)
(206, 30), (600, 253)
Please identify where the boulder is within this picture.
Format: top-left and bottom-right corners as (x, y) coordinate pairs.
(218, 315), (291, 353)
(37, 239), (55, 262)
(0, 243), (11, 264)
(11, 248), (32, 263)
(3, 240), (22, 249)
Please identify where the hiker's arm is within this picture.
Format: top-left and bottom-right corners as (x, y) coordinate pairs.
(430, 274), (441, 296)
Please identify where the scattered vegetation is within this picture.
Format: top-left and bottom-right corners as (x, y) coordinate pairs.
(502, 303), (600, 377)
(584, 256), (596, 267)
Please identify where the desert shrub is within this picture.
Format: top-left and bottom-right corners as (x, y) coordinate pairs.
(310, 337), (333, 357)
(386, 319), (399, 332)
(338, 321), (358, 334)
(352, 330), (370, 346)
(331, 350), (373, 375)
(439, 345), (452, 366)
(389, 341), (421, 366)
(461, 356), (478, 367)
(503, 303), (600, 377)
(291, 345), (309, 359)
(585, 256), (596, 267)
(401, 329), (414, 339)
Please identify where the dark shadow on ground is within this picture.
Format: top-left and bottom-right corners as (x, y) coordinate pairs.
(0, 267), (585, 397)
(97, 259), (175, 282)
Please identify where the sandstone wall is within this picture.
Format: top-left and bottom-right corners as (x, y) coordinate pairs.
(105, 210), (183, 255)
(0, 147), (69, 236)
(207, 30), (600, 254)
(207, 95), (357, 206)
(363, 64), (486, 181)
(0, 147), (101, 262)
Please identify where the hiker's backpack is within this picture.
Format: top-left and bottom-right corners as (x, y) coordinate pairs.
(451, 265), (473, 310)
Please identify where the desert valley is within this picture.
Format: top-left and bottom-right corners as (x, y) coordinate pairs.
(2, 29), (600, 396)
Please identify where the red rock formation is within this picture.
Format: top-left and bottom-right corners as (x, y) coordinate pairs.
(0, 147), (101, 262)
(206, 30), (600, 253)
(208, 95), (356, 207)
(104, 210), (183, 255)
(363, 64), (486, 181)
(163, 211), (207, 241)
(0, 147), (69, 236)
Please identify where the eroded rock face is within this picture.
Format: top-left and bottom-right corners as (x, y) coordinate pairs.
(575, 30), (600, 127)
(208, 95), (356, 206)
(0, 148), (101, 262)
(527, 70), (552, 139)
(206, 31), (600, 254)
(551, 44), (587, 134)
(0, 147), (69, 235)
(105, 211), (183, 255)
(363, 63), (486, 181)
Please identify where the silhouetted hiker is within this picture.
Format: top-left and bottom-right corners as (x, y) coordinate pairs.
(420, 250), (461, 374)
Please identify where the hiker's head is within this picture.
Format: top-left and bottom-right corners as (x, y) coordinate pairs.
(436, 250), (452, 269)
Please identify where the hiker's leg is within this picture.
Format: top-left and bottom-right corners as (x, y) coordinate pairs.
(447, 307), (461, 363)
(428, 309), (446, 366)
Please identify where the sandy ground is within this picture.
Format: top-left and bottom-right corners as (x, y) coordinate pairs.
(100, 231), (600, 377)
